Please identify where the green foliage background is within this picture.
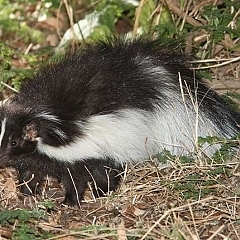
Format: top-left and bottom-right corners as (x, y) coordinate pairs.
(0, 0), (239, 92)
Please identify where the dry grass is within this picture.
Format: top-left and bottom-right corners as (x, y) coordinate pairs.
(1, 154), (240, 239)
(150, 0), (240, 93)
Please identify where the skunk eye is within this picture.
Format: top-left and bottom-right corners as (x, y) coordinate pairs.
(10, 140), (18, 147)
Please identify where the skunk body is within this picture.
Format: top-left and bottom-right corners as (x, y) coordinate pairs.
(0, 37), (239, 205)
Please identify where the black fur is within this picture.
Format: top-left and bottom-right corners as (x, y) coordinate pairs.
(3, 153), (122, 205)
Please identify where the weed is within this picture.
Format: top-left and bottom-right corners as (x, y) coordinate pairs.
(0, 208), (52, 239)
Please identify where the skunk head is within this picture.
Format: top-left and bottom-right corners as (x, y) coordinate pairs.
(0, 103), (37, 166)
(0, 101), (72, 165)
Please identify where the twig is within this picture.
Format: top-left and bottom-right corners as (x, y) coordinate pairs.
(132, 0), (145, 38)
(0, 82), (19, 93)
(191, 56), (240, 69)
(140, 196), (214, 240)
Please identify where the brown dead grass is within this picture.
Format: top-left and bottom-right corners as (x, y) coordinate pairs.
(1, 155), (240, 239)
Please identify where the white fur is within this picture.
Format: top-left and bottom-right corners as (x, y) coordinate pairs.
(52, 127), (68, 141)
(35, 112), (61, 123)
(35, 112), (68, 141)
(36, 110), (156, 164)
(0, 118), (6, 147)
(35, 100), (234, 164)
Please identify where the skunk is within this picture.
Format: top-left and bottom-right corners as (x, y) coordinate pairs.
(0, 36), (239, 205)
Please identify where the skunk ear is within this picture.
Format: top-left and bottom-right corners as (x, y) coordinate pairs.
(23, 121), (39, 142)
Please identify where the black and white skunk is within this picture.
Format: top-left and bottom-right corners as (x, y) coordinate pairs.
(0, 37), (239, 205)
